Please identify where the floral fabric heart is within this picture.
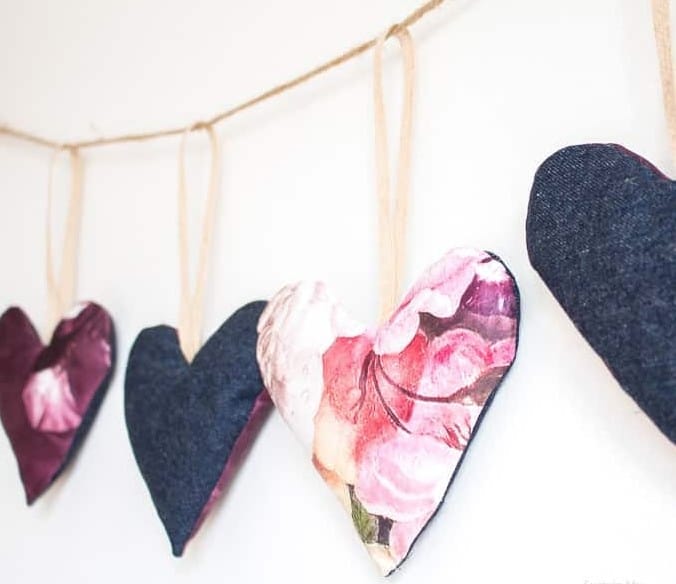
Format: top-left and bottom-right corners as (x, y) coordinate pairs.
(0, 302), (115, 503)
(257, 249), (520, 575)
(125, 301), (271, 556)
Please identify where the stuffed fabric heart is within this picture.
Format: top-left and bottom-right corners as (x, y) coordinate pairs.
(125, 300), (271, 556)
(0, 302), (115, 503)
(257, 249), (520, 575)
(527, 143), (676, 444)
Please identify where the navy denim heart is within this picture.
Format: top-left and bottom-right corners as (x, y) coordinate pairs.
(125, 300), (270, 555)
(527, 144), (676, 444)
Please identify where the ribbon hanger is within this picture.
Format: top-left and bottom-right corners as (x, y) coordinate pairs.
(651, 0), (676, 169)
(46, 147), (84, 337)
(176, 123), (222, 362)
(373, 26), (416, 322)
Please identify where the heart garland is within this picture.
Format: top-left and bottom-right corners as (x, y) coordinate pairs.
(0, 11), (525, 571)
(527, 143), (676, 443)
(258, 249), (519, 574)
(124, 125), (270, 554)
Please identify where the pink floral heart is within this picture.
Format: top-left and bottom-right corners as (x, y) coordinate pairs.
(257, 249), (519, 575)
(0, 302), (115, 503)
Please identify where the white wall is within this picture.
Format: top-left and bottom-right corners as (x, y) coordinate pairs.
(1, 0), (675, 582)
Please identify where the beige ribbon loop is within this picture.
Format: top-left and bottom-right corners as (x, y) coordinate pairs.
(177, 124), (222, 362)
(652, 0), (676, 169)
(374, 27), (416, 322)
(46, 147), (84, 336)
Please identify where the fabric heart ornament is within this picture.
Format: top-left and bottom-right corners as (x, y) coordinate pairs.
(125, 127), (271, 555)
(257, 249), (520, 575)
(527, 144), (676, 444)
(0, 302), (115, 503)
(125, 301), (271, 556)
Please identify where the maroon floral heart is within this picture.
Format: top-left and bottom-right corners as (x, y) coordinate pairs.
(0, 302), (115, 503)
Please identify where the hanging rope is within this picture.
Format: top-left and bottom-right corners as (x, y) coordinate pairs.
(0, 0), (445, 152)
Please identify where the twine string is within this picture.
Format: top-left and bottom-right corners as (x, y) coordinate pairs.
(46, 147), (84, 336)
(374, 27), (415, 322)
(0, 0), (444, 151)
(177, 124), (222, 362)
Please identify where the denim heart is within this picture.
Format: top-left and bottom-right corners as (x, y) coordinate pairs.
(125, 300), (270, 556)
(0, 302), (115, 503)
(257, 249), (520, 575)
(527, 144), (676, 444)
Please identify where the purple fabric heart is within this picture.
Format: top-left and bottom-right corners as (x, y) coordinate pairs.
(0, 302), (115, 503)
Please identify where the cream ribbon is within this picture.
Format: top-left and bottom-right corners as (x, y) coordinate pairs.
(46, 147), (84, 336)
(373, 27), (416, 322)
(652, 0), (676, 168)
(177, 124), (222, 362)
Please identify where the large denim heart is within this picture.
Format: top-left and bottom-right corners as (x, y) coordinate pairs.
(125, 300), (270, 556)
(257, 249), (520, 575)
(0, 302), (115, 503)
(527, 144), (676, 444)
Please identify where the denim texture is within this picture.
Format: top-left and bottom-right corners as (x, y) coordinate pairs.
(527, 144), (676, 444)
(125, 301), (268, 555)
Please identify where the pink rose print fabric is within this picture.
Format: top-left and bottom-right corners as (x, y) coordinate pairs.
(0, 302), (114, 503)
(257, 249), (519, 575)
